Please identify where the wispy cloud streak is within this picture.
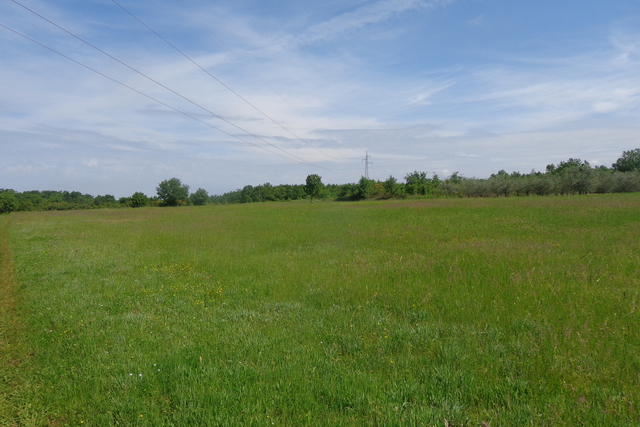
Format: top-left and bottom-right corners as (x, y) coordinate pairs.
(296, 0), (450, 45)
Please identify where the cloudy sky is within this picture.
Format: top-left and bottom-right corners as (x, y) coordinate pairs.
(1, 0), (639, 197)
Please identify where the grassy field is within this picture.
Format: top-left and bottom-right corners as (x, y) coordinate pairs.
(1, 194), (639, 426)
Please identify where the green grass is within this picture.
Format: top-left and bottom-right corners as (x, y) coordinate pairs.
(1, 194), (640, 426)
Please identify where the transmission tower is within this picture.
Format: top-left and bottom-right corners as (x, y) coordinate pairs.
(362, 152), (372, 179)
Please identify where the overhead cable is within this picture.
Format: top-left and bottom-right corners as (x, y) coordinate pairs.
(9, 0), (330, 170)
(113, 0), (341, 163)
(173, 0), (344, 163)
(0, 22), (305, 163)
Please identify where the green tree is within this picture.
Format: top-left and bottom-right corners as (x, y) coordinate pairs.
(461, 178), (490, 198)
(549, 159), (593, 195)
(551, 158), (590, 174)
(190, 188), (209, 206)
(405, 171), (428, 195)
(240, 185), (256, 203)
(488, 170), (513, 197)
(355, 176), (376, 200)
(449, 171), (463, 184)
(255, 183), (276, 201)
(305, 174), (324, 202)
(156, 178), (190, 206)
(439, 181), (459, 197)
(94, 194), (117, 206)
(612, 148), (640, 172)
(119, 197), (132, 206)
(383, 176), (399, 195)
(0, 190), (18, 214)
(130, 192), (149, 207)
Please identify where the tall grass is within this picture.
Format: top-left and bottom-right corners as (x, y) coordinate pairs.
(2, 194), (640, 426)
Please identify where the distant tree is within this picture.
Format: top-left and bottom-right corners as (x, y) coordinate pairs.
(305, 174), (324, 202)
(548, 159), (593, 195)
(461, 178), (490, 198)
(591, 168), (616, 194)
(488, 170), (513, 197)
(528, 174), (554, 196)
(336, 183), (357, 201)
(551, 158), (590, 175)
(561, 166), (593, 195)
(0, 190), (18, 214)
(190, 188), (209, 206)
(130, 192), (149, 207)
(354, 176), (376, 200)
(240, 185), (256, 203)
(611, 171), (640, 193)
(42, 191), (63, 204)
(156, 178), (190, 206)
(439, 181), (460, 197)
(94, 194), (117, 206)
(405, 171), (428, 195)
(512, 175), (530, 196)
(449, 171), (463, 184)
(612, 148), (640, 172)
(253, 183), (274, 202)
(15, 190), (43, 211)
(383, 176), (400, 195)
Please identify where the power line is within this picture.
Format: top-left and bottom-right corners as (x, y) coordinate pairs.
(369, 160), (379, 182)
(0, 22), (299, 162)
(8, 0), (330, 170)
(112, 0), (343, 163)
(172, 0), (344, 163)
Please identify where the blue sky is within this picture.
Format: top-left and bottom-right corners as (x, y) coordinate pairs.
(1, 0), (639, 197)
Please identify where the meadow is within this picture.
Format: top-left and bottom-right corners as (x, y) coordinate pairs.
(1, 194), (639, 426)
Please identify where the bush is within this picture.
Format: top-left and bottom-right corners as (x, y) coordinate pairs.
(0, 191), (18, 214)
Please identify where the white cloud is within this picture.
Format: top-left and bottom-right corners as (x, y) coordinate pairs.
(469, 15), (485, 26)
(456, 40), (640, 131)
(5, 164), (54, 175)
(592, 101), (619, 113)
(2, 0), (640, 196)
(296, 0), (448, 45)
(454, 152), (482, 158)
(610, 30), (640, 64)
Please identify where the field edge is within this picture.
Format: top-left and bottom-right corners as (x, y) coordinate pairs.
(0, 215), (34, 427)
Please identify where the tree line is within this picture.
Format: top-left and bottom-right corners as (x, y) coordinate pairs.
(1, 148), (639, 214)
